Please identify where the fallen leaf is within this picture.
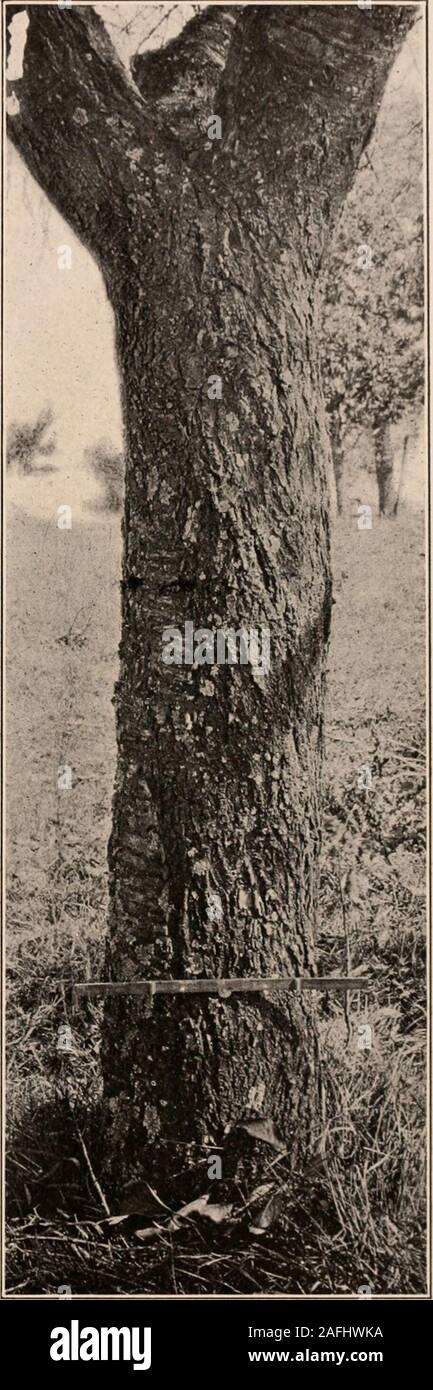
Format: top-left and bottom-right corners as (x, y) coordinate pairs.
(250, 1191), (284, 1234)
(135, 1224), (168, 1241)
(248, 1182), (275, 1204)
(239, 1118), (285, 1151)
(177, 1194), (233, 1223)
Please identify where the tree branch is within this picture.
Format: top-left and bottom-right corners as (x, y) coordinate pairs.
(6, 3), (177, 263)
(216, 4), (416, 231)
(6, 3), (417, 269)
(131, 4), (242, 146)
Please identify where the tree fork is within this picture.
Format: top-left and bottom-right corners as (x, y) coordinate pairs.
(7, 4), (416, 1197)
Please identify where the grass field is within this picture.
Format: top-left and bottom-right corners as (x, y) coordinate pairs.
(6, 498), (426, 1295)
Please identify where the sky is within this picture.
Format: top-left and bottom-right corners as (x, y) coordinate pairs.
(5, 2), (198, 520)
(5, 2), (425, 522)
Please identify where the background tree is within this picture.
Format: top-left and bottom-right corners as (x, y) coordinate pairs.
(7, 405), (57, 475)
(84, 439), (124, 513)
(322, 54), (423, 517)
(7, 3), (415, 1197)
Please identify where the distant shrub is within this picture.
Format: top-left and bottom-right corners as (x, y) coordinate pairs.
(84, 440), (124, 514)
(7, 407), (57, 475)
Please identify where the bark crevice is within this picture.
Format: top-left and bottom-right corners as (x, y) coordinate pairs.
(6, 1), (417, 1196)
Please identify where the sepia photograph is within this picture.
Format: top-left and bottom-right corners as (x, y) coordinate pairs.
(3, 0), (428, 1307)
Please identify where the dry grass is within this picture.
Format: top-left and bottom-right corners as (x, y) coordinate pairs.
(5, 505), (426, 1295)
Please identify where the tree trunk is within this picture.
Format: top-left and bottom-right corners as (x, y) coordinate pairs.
(329, 410), (345, 516)
(374, 420), (397, 517)
(101, 208), (331, 1191)
(6, 1), (415, 1200)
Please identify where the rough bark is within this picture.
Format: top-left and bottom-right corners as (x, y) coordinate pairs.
(104, 201), (332, 1188)
(373, 418), (398, 517)
(7, 4), (415, 1196)
(6, 3), (183, 264)
(132, 5), (241, 150)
